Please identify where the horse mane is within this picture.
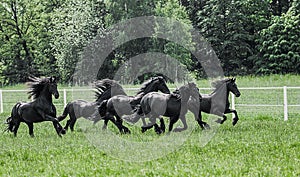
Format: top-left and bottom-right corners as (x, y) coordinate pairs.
(94, 79), (123, 101)
(170, 88), (181, 99)
(211, 78), (231, 89)
(136, 76), (164, 94)
(27, 77), (52, 99)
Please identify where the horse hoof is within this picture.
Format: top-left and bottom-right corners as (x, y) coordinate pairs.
(173, 128), (181, 132)
(61, 129), (66, 135)
(155, 129), (163, 135)
(215, 119), (222, 124)
(232, 118), (239, 126)
(141, 127), (147, 133)
(204, 124), (211, 130)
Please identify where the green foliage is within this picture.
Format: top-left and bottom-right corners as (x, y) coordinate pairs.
(0, 0), (299, 84)
(51, 0), (106, 83)
(197, 0), (272, 75)
(256, 1), (300, 74)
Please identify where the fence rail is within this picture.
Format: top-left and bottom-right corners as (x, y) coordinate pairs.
(0, 87), (299, 120)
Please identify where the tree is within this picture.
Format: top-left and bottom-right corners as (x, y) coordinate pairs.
(51, 0), (106, 83)
(196, 0), (273, 76)
(256, 0), (300, 74)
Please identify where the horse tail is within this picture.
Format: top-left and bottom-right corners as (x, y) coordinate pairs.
(5, 102), (22, 132)
(5, 117), (14, 132)
(98, 100), (108, 117)
(57, 103), (71, 121)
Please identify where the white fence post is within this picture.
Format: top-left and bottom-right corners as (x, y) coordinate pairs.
(63, 89), (67, 107)
(231, 92), (235, 118)
(283, 86), (288, 121)
(0, 90), (3, 113)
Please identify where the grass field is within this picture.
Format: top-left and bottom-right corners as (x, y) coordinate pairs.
(0, 75), (299, 176)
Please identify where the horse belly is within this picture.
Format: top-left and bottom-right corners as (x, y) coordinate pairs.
(164, 103), (180, 117)
(200, 99), (211, 114)
(20, 106), (44, 123)
(80, 104), (97, 118)
(109, 98), (133, 116)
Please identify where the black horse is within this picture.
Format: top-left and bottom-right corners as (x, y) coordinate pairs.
(179, 78), (241, 132)
(58, 79), (126, 131)
(6, 76), (65, 137)
(98, 76), (170, 134)
(126, 82), (201, 134)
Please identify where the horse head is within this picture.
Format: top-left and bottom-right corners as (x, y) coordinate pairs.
(156, 76), (170, 94)
(48, 76), (59, 99)
(138, 76), (170, 95)
(227, 78), (241, 97)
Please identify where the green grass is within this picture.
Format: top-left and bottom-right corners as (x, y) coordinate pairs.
(0, 74), (299, 176)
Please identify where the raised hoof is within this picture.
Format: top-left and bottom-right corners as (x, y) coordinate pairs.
(215, 118), (223, 124)
(204, 123), (211, 130)
(232, 118), (239, 126)
(123, 127), (131, 134)
(141, 127), (147, 133)
(173, 127), (183, 132)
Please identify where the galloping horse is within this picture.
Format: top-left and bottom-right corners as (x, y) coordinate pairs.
(178, 78), (241, 132)
(58, 79), (126, 131)
(98, 76), (170, 134)
(6, 76), (65, 137)
(127, 82), (201, 134)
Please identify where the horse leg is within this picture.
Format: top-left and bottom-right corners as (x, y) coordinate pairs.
(216, 114), (227, 124)
(67, 109), (77, 132)
(196, 112), (210, 130)
(116, 115), (131, 134)
(26, 122), (34, 137)
(225, 109), (239, 126)
(159, 117), (165, 133)
(154, 123), (163, 134)
(102, 119), (109, 130)
(167, 116), (180, 134)
(64, 119), (71, 131)
(232, 110), (239, 126)
(43, 114), (66, 136)
(141, 116), (156, 133)
(173, 116), (188, 132)
(69, 118), (77, 132)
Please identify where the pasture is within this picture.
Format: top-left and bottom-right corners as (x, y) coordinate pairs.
(0, 75), (299, 176)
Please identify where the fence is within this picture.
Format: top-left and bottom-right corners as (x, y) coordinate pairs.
(0, 87), (299, 120)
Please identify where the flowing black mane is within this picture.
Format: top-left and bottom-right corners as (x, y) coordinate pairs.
(136, 76), (164, 94)
(94, 79), (123, 101)
(211, 78), (231, 89)
(27, 77), (53, 99)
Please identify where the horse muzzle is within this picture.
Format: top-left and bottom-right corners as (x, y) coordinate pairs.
(54, 92), (59, 99)
(235, 92), (241, 97)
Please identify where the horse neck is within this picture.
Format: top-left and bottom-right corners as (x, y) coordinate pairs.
(210, 83), (230, 104)
(139, 82), (158, 95)
(37, 87), (53, 105)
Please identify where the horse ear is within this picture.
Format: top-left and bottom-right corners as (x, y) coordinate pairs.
(50, 76), (57, 83)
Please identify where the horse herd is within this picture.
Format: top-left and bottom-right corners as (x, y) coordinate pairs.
(5, 76), (241, 137)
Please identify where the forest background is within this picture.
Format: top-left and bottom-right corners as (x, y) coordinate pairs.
(0, 0), (299, 85)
